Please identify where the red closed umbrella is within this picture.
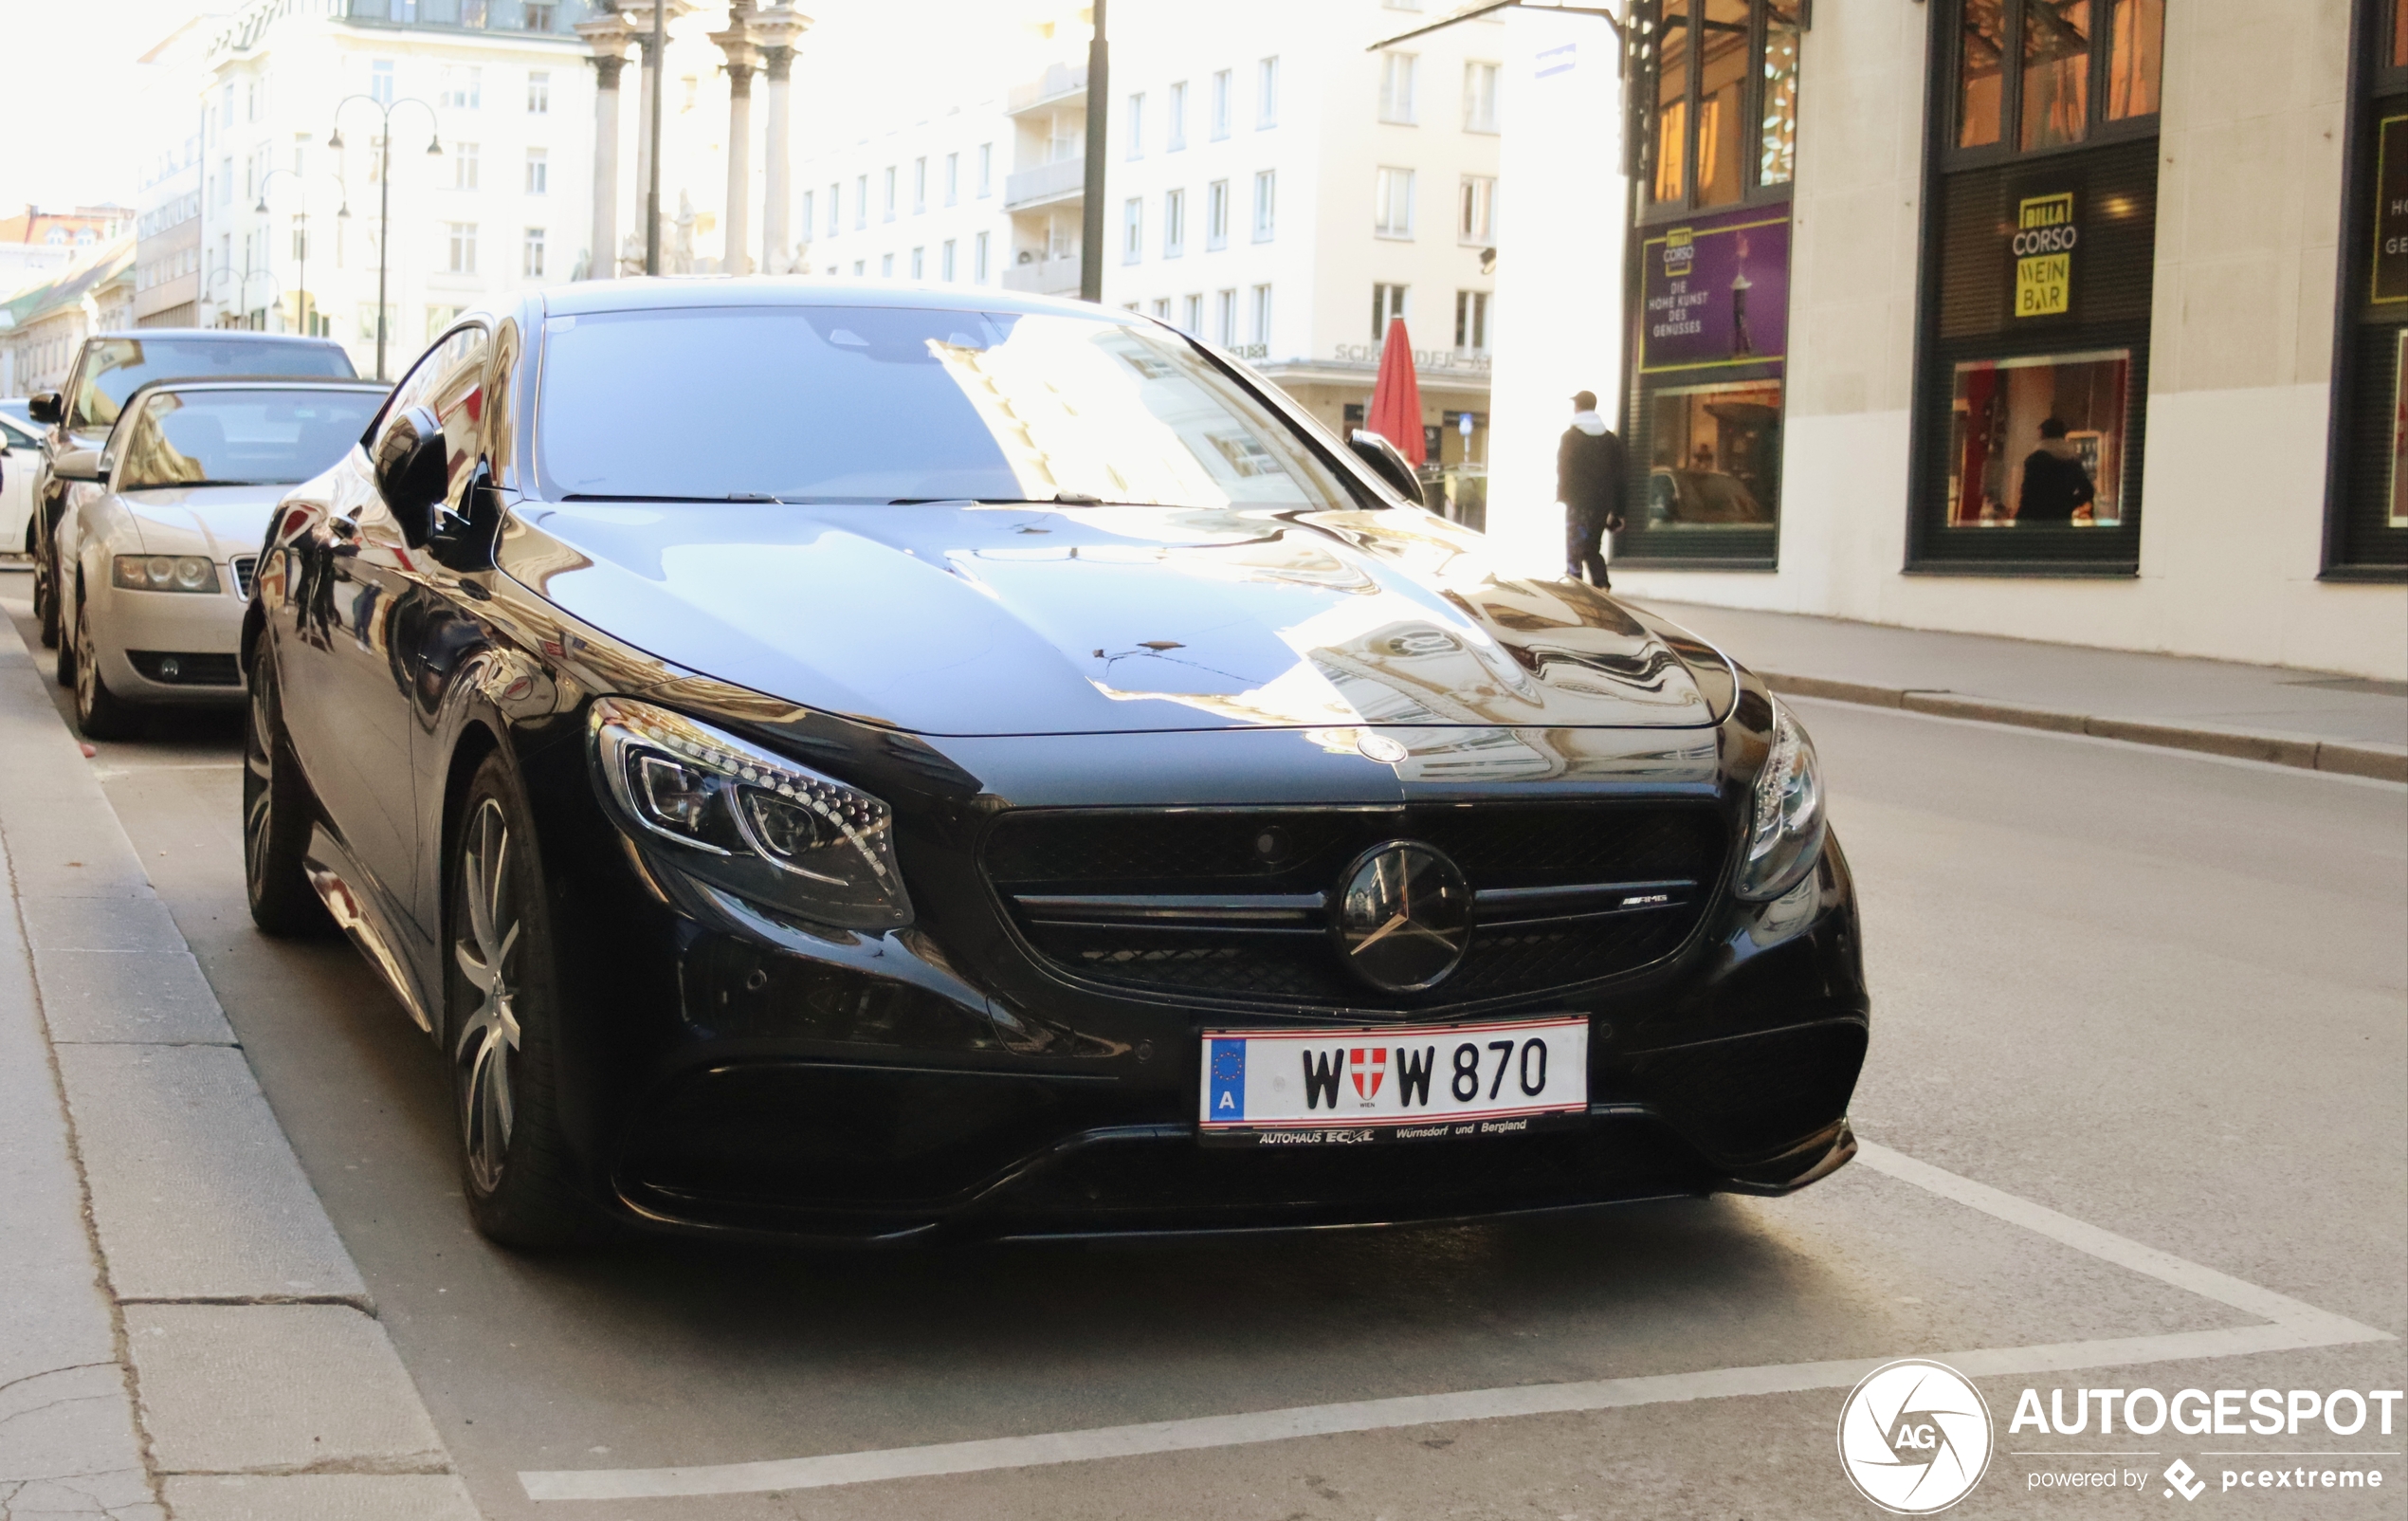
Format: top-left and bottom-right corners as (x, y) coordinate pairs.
(1364, 316), (1425, 467)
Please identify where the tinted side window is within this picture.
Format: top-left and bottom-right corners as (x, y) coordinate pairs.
(374, 326), (490, 507)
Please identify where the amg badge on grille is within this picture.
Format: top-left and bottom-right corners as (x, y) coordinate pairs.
(1333, 841), (1471, 993)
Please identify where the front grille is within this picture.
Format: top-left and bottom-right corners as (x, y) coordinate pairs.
(230, 556), (258, 599)
(986, 803), (1728, 1011)
(127, 651), (241, 687)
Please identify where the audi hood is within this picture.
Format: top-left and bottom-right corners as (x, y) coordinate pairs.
(114, 484), (288, 561)
(499, 499), (1727, 739)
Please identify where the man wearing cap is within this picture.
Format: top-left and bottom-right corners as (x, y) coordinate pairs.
(1558, 390), (1628, 587)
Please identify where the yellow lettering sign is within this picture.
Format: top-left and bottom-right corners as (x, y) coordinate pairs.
(2016, 254), (2071, 316)
(2018, 192), (2074, 229)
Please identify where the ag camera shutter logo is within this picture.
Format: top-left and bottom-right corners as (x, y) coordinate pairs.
(1837, 1359), (1995, 1513)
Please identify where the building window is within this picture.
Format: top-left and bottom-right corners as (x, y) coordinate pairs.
(975, 230), (990, 282)
(1123, 196), (1143, 262)
(462, 0), (490, 26)
(1454, 289), (1488, 353)
(447, 222), (478, 273)
(1182, 293), (1202, 333)
(1211, 69), (1232, 137)
(454, 141), (479, 191)
(1464, 61), (1501, 132)
(853, 259), (865, 275)
(801, 190), (814, 234)
(1215, 287), (1237, 346)
(522, 226), (545, 277)
(1644, 0), (1815, 217)
(910, 246), (924, 278)
(977, 142), (993, 196)
(1376, 168), (1415, 238)
(1127, 92), (1146, 157)
(914, 157), (927, 213)
(523, 2), (556, 29)
(881, 252), (894, 277)
(1206, 178), (1230, 249)
(1250, 283), (1273, 344)
(1152, 298), (1171, 321)
(829, 182), (841, 234)
(1257, 56), (1279, 127)
(883, 166), (896, 220)
(1379, 52), (1418, 124)
(518, 146), (544, 194)
(1251, 170), (1275, 241)
(1953, 0), (2162, 155)
(1167, 81), (1188, 150)
(940, 239), (956, 280)
(1459, 174), (1495, 243)
(440, 65), (482, 110)
(944, 152), (958, 206)
(1163, 188), (1186, 256)
(527, 70), (550, 114)
(1371, 283), (1409, 341)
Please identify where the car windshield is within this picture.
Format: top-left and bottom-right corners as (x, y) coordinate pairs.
(535, 304), (1363, 508)
(70, 338), (357, 433)
(110, 388), (384, 489)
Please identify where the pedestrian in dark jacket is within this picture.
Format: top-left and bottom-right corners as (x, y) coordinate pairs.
(1559, 390), (1628, 586)
(2015, 416), (2096, 524)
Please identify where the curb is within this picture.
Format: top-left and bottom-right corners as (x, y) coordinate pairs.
(0, 616), (480, 1520)
(1761, 672), (2408, 783)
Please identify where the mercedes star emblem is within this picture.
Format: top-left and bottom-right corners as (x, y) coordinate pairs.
(1332, 840), (1471, 993)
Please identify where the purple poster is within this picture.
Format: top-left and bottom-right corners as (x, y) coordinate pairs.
(1640, 209), (1791, 374)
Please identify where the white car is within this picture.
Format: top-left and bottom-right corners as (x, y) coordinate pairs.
(1, 412), (41, 552)
(57, 377), (387, 738)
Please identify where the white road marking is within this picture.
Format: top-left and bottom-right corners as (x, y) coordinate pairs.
(517, 1140), (2395, 1503)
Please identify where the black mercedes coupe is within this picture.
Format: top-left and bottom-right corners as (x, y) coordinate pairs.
(241, 283), (1867, 1248)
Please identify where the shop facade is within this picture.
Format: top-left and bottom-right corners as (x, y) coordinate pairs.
(1603, 0), (2406, 680)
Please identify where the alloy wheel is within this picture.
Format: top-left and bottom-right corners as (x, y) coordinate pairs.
(73, 614), (97, 720)
(243, 671), (277, 890)
(454, 797), (523, 1194)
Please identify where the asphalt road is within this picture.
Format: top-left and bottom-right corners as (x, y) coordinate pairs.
(6, 564), (2403, 1520)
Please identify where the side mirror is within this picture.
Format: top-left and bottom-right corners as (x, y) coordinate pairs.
(52, 449), (105, 485)
(27, 392), (62, 426)
(1348, 429), (1425, 505)
(372, 404), (449, 548)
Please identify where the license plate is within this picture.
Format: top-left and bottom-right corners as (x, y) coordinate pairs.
(1197, 1017), (1589, 1147)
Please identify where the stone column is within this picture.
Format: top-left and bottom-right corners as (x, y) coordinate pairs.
(751, 7), (812, 273)
(623, 1), (694, 266)
(575, 17), (634, 279)
(710, 9), (759, 276)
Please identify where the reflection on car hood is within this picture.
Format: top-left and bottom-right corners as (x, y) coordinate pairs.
(117, 484), (287, 560)
(502, 501), (1718, 737)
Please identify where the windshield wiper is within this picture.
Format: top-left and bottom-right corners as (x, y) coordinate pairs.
(126, 479), (292, 489)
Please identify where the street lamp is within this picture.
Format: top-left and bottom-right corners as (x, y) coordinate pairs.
(328, 95), (443, 381)
(256, 168), (349, 338)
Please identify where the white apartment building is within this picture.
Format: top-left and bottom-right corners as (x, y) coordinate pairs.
(193, 0), (599, 377)
(790, 0), (1503, 509)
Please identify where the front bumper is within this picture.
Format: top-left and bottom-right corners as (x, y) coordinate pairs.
(86, 574), (246, 706)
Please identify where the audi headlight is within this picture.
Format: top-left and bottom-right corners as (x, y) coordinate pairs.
(588, 695), (913, 930)
(1734, 698), (1826, 901)
(112, 554), (221, 594)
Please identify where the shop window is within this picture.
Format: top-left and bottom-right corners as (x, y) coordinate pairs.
(1946, 351), (2127, 526)
(2319, 0), (2408, 575)
(1645, 380), (1783, 528)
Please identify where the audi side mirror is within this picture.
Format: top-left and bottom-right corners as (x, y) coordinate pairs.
(27, 392), (62, 426)
(1348, 429), (1425, 505)
(372, 404), (449, 548)
(52, 448), (104, 484)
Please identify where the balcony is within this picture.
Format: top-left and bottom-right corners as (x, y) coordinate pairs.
(1007, 62), (1086, 117)
(1004, 156), (1085, 211)
(1001, 255), (1081, 296)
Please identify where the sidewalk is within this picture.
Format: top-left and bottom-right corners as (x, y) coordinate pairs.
(1636, 600), (2408, 781)
(0, 614), (477, 1520)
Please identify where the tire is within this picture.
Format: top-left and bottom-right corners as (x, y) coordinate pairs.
(447, 751), (595, 1249)
(243, 631), (333, 937)
(53, 596), (74, 687)
(32, 531), (57, 649)
(69, 586), (142, 741)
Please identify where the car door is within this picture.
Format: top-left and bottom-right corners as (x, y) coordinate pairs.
(0, 416), (36, 551)
(287, 325), (489, 936)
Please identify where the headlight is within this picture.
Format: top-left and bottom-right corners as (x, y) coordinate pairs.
(588, 695), (913, 930)
(112, 554), (221, 594)
(1734, 698), (1826, 901)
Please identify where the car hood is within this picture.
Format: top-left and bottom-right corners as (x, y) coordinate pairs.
(117, 485), (287, 560)
(502, 500), (1719, 738)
